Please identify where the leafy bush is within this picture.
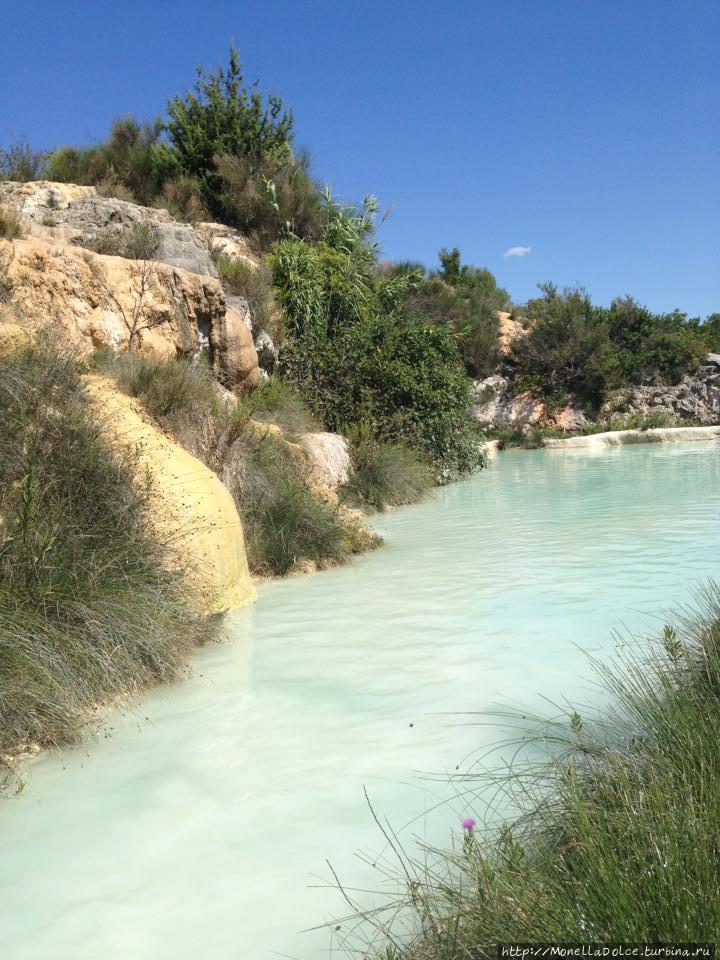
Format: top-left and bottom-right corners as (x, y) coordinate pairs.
(0, 345), (214, 755)
(602, 296), (706, 385)
(153, 46), (294, 224)
(342, 424), (434, 510)
(46, 117), (164, 206)
(270, 198), (484, 478)
(403, 248), (510, 378)
(511, 283), (613, 410)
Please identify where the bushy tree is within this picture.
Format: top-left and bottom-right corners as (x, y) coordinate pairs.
(270, 198), (482, 476)
(603, 296), (706, 385)
(154, 46), (294, 218)
(403, 247), (511, 378)
(512, 284), (612, 409)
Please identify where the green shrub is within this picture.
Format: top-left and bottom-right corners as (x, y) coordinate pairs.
(157, 175), (207, 222)
(214, 149), (323, 249)
(270, 198), (484, 478)
(403, 248), (510, 378)
(0, 137), (46, 181)
(216, 256), (282, 340)
(45, 117), (164, 206)
(360, 592), (720, 951)
(342, 424), (434, 510)
(248, 473), (347, 576)
(0, 345), (214, 756)
(603, 296), (706, 385)
(511, 283), (613, 410)
(153, 46), (294, 223)
(242, 374), (320, 436)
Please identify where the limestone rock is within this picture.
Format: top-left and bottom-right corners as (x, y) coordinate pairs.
(472, 375), (544, 430)
(0, 181), (218, 278)
(0, 237), (260, 392)
(600, 357), (720, 425)
(195, 221), (259, 268)
(210, 306), (262, 391)
(85, 375), (255, 614)
(299, 433), (351, 491)
(497, 311), (527, 356)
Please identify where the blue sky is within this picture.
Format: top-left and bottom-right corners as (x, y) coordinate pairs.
(1, 0), (718, 315)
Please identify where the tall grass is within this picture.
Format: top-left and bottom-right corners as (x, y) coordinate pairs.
(342, 425), (435, 510)
(346, 589), (720, 955)
(0, 345), (214, 760)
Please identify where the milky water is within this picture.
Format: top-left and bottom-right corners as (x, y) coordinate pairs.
(1, 443), (719, 960)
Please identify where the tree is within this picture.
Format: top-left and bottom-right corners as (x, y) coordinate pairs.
(512, 284), (612, 409)
(155, 47), (294, 218)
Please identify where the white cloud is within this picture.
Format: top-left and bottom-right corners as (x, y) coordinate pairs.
(503, 245), (532, 258)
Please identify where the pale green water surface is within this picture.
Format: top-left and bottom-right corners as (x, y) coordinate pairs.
(1, 443), (719, 959)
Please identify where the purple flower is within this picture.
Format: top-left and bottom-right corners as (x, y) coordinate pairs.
(461, 817), (476, 832)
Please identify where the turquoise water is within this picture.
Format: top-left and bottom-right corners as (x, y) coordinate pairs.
(1, 442), (719, 959)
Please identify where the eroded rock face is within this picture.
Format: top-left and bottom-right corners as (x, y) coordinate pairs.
(0, 181), (218, 278)
(471, 375), (587, 432)
(601, 356), (720, 425)
(194, 222), (259, 268)
(0, 237), (259, 392)
(85, 375), (255, 614)
(299, 433), (351, 491)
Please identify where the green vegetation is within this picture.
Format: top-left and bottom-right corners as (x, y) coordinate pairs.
(342, 424), (434, 510)
(0, 137), (46, 182)
(41, 48), (320, 247)
(215, 255), (281, 340)
(243, 374), (320, 436)
(0, 345), (214, 757)
(45, 117), (165, 206)
(512, 285), (719, 413)
(402, 246), (511, 378)
(97, 353), (367, 577)
(271, 196), (484, 479)
(360, 592), (720, 954)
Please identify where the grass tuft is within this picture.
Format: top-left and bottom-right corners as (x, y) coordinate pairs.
(0, 344), (215, 760)
(346, 588), (720, 954)
(343, 424), (435, 510)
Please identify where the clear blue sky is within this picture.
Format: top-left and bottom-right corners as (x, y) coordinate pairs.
(1, 0), (718, 315)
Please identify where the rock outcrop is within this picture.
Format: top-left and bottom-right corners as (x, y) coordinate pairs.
(471, 374), (587, 432)
(473, 352), (720, 434)
(299, 433), (351, 491)
(545, 425), (720, 449)
(0, 180), (219, 278)
(0, 237), (261, 391)
(85, 376), (255, 614)
(600, 355), (720, 425)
